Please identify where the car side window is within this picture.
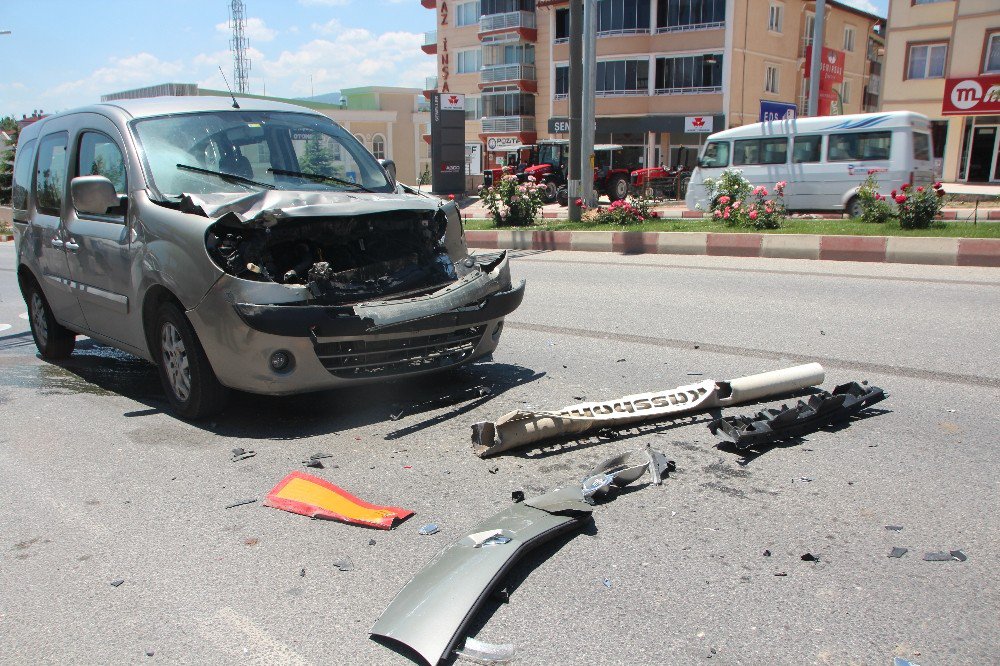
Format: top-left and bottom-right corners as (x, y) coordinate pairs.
(77, 131), (128, 218)
(792, 135), (822, 163)
(12, 138), (37, 211)
(35, 132), (69, 216)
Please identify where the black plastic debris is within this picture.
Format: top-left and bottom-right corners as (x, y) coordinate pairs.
(774, 572), (787, 577)
(231, 447), (256, 462)
(707, 382), (887, 448)
(224, 498), (258, 509)
(488, 466), (499, 474)
(950, 549), (968, 562)
(923, 552), (952, 561)
(801, 553), (819, 562)
(303, 453), (333, 469)
(762, 549), (772, 557)
(888, 547), (908, 558)
(511, 490), (525, 503)
(300, 568), (306, 577)
(110, 579), (124, 587)
(369, 539), (377, 546)
(145, 651), (154, 657)
(885, 525), (904, 531)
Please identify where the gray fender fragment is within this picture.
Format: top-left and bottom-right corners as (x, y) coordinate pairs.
(370, 447), (669, 665)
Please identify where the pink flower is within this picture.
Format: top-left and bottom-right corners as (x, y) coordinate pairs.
(733, 200), (742, 209)
(650, 211), (659, 219)
(713, 210), (722, 218)
(749, 210), (758, 220)
(752, 185), (769, 196)
(718, 195), (730, 204)
(775, 181), (787, 192)
(574, 198), (584, 206)
(723, 208), (731, 219)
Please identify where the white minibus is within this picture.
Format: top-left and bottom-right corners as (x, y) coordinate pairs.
(685, 111), (937, 216)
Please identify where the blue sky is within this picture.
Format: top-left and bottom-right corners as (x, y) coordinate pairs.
(0, 0), (887, 121)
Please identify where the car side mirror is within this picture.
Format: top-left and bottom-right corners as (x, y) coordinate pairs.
(379, 159), (397, 187)
(71, 175), (120, 215)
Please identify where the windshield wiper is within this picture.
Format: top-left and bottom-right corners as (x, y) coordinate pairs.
(176, 163), (276, 190)
(268, 167), (375, 193)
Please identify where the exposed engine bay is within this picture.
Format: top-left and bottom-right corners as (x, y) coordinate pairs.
(205, 209), (458, 305)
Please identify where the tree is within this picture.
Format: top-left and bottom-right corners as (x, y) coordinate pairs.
(0, 116), (19, 206)
(298, 134), (335, 176)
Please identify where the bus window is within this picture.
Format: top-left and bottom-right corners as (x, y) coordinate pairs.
(699, 141), (729, 168)
(792, 135), (822, 163)
(827, 131), (891, 162)
(734, 138), (788, 165)
(913, 133), (931, 161)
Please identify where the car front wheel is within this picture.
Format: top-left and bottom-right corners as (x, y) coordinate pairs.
(24, 280), (76, 359)
(154, 301), (230, 419)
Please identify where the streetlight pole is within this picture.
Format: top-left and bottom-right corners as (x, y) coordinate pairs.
(807, 0), (826, 116)
(580, 0), (597, 207)
(568, 1), (583, 221)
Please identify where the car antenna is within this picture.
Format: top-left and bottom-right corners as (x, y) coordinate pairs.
(218, 66), (241, 109)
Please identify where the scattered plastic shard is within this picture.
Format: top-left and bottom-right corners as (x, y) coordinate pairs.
(468, 530), (512, 548)
(950, 549), (967, 562)
(774, 572), (787, 577)
(885, 525), (904, 531)
(602, 577), (612, 589)
(225, 498), (258, 509)
(472, 363), (825, 457)
(801, 553), (819, 562)
(333, 558), (355, 572)
(264, 471), (413, 530)
(418, 523), (440, 536)
(371, 445), (666, 666)
(110, 579), (124, 587)
(762, 549), (772, 557)
(923, 551), (952, 561)
(231, 447), (256, 462)
(455, 637), (515, 664)
(888, 547), (908, 558)
(511, 491), (525, 503)
(708, 382), (887, 449)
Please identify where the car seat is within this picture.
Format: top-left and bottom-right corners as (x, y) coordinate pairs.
(220, 149), (254, 179)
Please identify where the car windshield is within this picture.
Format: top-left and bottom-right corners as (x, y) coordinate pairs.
(132, 110), (392, 198)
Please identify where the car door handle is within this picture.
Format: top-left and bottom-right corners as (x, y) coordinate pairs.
(65, 240), (80, 251)
(51, 238), (64, 248)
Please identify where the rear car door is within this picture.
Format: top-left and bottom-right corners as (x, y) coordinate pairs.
(62, 116), (138, 348)
(31, 124), (88, 329)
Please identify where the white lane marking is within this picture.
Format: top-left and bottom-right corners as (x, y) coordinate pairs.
(0, 324), (10, 332)
(18, 312), (29, 320)
(200, 608), (313, 665)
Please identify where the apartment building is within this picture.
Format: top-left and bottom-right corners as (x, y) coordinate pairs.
(882, 0), (1000, 183)
(421, 0), (883, 175)
(101, 84), (431, 185)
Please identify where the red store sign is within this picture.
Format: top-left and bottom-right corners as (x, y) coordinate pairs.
(804, 46), (846, 86)
(942, 74), (1000, 116)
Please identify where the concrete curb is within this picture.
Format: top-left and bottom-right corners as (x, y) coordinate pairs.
(0, 234), (12, 243)
(465, 229), (1000, 267)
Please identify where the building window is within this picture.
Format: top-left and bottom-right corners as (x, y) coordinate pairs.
(482, 91), (535, 117)
(597, 0), (651, 36)
(907, 43), (947, 79)
(985, 33), (1000, 73)
(803, 13), (815, 51)
(655, 53), (723, 93)
(841, 80), (851, 105)
(481, 0), (534, 15)
(555, 8), (569, 42)
(465, 96), (482, 120)
(354, 133), (366, 148)
(597, 59), (650, 95)
(483, 43), (534, 67)
(456, 1), (481, 26)
(912, 0), (950, 4)
(371, 134), (386, 160)
(764, 64), (779, 93)
(555, 64), (569, 99)
(657, 0), (726, 32)
(768, 3), (783, 33)
(844, 26), (855, 52)
(457, 49), (483, 74)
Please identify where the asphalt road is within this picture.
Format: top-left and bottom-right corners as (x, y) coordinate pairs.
(1, 241), (998, 666)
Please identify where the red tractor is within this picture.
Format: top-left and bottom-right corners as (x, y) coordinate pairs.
(524, 140), (632, 204)
(629, 147), (693, 201)
(482, 145), (536, 189)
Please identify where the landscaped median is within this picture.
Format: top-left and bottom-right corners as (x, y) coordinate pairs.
(462, 219), (1000, 267)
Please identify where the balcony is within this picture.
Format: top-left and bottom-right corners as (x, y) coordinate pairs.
(482, 115), (535, 133)
(423, 75), (438, 100)
(480, 64), (537, 92)
(479, 11), (537, 41)
(422, 30), (437, 54)
(655, 21), (725, 34)
(420, 0), (436, 8)
(653, 85), (722, 96)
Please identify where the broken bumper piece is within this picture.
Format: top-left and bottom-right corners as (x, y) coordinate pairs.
(472, 363), (825, 457)
(707, 381), (887, 448)
(370, 447), (669, 666)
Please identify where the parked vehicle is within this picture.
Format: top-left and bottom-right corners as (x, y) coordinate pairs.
(520, 140), (632, 204)
(685, 111), (937, 216)
(482, 144), (535, 188)
(10, 97), (524, 418)
(630, 164), (691, 201)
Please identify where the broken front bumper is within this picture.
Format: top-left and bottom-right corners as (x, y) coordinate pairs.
(185, 253), (524, 395)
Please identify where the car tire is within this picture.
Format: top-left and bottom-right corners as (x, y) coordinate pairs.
(24, 279), (76, 360)
(154, 301), (230, 419)
(540, 181), (558, 204)
(556, 185), (568, 207)
(608, 175), (629, 202)
(678, 175), (691, 200)
(846, 196), (864, 219)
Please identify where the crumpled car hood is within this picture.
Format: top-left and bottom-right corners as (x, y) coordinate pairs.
(178, 189), (444, 224)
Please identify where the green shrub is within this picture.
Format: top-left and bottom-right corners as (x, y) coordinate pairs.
(580, 196), (659, 226)
(856, 175), (894, 224)
(478, 171), (544, 227)
(892, 181), (946, 229)
(704, 168), (786, 230)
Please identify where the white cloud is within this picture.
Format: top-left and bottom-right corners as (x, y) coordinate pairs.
(311, 19), (343, 35)
(42, 52), (186, 100)
(835, 0), (883, 16)
(214, 16), (277, 42)
(298, 0), (352, 5)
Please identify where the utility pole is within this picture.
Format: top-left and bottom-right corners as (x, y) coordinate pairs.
(568, 1), (583, 221)
(580, 0), (597, 207)
(807, 0), (826, 116)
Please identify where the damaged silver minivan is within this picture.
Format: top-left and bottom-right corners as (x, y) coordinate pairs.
(11, 97), (523, 417)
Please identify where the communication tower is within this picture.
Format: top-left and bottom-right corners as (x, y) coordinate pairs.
(229, 0), (251, 94)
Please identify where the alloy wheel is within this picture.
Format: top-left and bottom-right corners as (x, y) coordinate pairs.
(161, 322), (191, 402)
(30, 292), (48, 348)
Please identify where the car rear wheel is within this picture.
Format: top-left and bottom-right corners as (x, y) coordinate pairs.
(24, 281), (76, 359)
(154, 301), (230, 419)
(846, 196), (864, 219)
(607, 175), (629, 202)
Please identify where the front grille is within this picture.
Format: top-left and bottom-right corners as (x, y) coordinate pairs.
(314, 326), (487, 378)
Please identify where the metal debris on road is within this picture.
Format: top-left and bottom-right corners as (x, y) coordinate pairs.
(472, 363), (825, 457)
(708, 381), (887, 448)
(885, 525), (904, 531)
(333, 558), (355, 572)
(110, 579), (124, 587)
(454, 637), (516, 664)
(418, 523), (441, 536)
(774, 572), (787, 577)
(264, 471), (413, 529)
(303, 453), (334, 469)
(801, 553), (819, 562)
(224, 498), (258, 509)
(762, 549), (772, 557)
(369, 539), (377, 546)
(231, 447), (256, 462)
(602, 577), (612, 589)
(922, 552), (953, 561)
(888, 547), (908, 558)
(950, 549), (968, 562)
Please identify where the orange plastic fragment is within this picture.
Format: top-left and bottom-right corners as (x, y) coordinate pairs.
(264, 471), (413, 530)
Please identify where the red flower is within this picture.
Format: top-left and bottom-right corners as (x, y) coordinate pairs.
(933, 181), (942, 189)
(901, 183), (910, 191)
(890, 190), (897, 198)
(574, 198), (584, 206)
(448, 194), (455, 200)
(894, 195), (906, 204)
(936, 189), (946, 197)
(650, 211), (659, 218)
(916, 186), (924, 192)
